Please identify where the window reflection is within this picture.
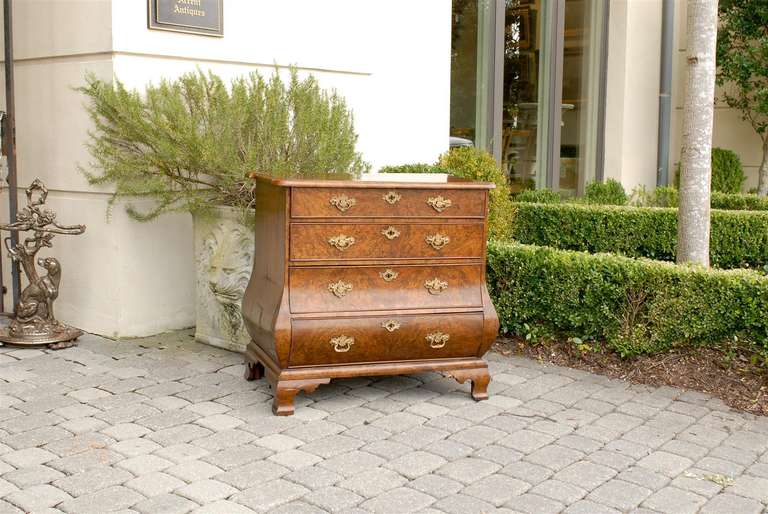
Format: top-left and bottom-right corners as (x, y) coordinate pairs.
(450, 0), (605, 194)
(502, 0), (542, 191)
(450, 0), (479, 145)
(560, 0), (604, 195)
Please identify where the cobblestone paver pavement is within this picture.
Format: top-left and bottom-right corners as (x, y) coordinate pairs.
(1, 331), (767, 513)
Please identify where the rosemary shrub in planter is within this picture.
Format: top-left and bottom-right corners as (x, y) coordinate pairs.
(81, 69), (369, 351)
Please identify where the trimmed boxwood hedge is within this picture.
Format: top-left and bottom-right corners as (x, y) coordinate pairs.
(514, 185), (768, 212)
(511, 202), (768, 270)
(487, 242), (768, 358)
(641, 187), (768, 211)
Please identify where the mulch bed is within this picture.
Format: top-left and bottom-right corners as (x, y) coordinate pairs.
(493, 336), (768, 417)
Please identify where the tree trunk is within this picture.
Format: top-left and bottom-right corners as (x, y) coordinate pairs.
(677, 0), (718, 266)
(758, 138), (768, 197)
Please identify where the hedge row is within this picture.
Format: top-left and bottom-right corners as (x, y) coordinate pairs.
(514, 186), (768, 211)
(639, 187), (768, 211)
(511, 202), (768, 270)
(486, 242), (768, 358)
(711, 192), (768, 211)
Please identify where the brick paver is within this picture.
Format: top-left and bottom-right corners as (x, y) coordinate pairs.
(1, 330), (767, 513)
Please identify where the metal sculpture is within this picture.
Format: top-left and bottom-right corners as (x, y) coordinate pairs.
(0, 178), (85, 348)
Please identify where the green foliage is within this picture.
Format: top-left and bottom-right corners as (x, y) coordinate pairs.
(582, 179), (628, 205)
(487, 242), (768, 359)
(510, 202), (768, 269)
(79, 69), (369, 221)
(711, 192), (768, 211)
(437, 147), (516, 241)
(635, 186), (768, 211)
(648, 186), (679, 208)
(378, 163), (451, 174)
(513, 189), (562, 204)
(711, 148), (747, 193)
(717, 0), (768, 140)
(384, 148), (515, 241)
(674, 148), (747, 193)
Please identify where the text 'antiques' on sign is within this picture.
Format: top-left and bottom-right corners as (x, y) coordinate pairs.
(148, 0), (223, 37)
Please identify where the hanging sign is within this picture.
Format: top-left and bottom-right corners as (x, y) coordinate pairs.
(148, 0), (223, 37)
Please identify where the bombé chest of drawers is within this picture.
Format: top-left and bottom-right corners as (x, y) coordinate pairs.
(242, 172), (499, 415)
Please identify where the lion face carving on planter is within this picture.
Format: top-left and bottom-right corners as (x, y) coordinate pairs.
(194, 209), (254, 351)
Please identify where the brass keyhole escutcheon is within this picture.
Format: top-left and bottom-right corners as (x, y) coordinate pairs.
(424, 278), (448, 295)
(425, 233), (450, 250)
(330, 335), (354, 352)
(380, 269), (399, 282)
(328, 234), (355, 251)
(426, 332), (449, 349)
(382, 191), (402, 205)
(328, 280), (352, 298)
(427, 195), (452, 213)
(381, 226), (401, 240)
(381, 320), (401, 332)
(329, 194), (356, 212)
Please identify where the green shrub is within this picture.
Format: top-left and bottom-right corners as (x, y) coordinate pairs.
(649, 186), (679, 208)
(711, 192), (768, 211)
(582, 179), (628, 205)
(514, 189), (562, 204)
(511, 202), (768, 269)
(383, 149), (515, 241)
(80, 69), (369, 221)
(487, 242), (768, 358)
(674, 148), (746, 193)
(711, 148), (747, 193)
(635, 186), (768, 211)
(437, 148), (515, 241)
(379, 163), (451, 174)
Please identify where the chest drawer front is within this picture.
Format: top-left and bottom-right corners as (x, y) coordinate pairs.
(291, 188), (486, 218)
(290, 222), (485, 261)
(289, 264), (483, 314)
(289, 313), (484, 367)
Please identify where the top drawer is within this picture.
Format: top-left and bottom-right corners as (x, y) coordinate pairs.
(291, 187), (487, 218)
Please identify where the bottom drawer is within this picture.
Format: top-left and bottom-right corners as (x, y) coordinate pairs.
(289, 313), (484, 367)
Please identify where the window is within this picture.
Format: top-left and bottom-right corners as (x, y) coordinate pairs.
(450, 0), (608, 193)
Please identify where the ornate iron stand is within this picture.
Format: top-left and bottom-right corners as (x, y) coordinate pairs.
(0, 179), (85, 348)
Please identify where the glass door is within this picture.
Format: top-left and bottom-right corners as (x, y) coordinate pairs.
(450, 0), (496, 149)
(502, 0), (549, 191)
(559, 0), (606, 195)
(450, 0), (481, 145)
(450, 0), (607, 193)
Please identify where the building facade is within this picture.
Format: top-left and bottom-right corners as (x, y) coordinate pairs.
(451, 0), (764, 195)
(0, 0), (761, 338)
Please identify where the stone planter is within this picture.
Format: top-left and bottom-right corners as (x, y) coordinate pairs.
(193, 206), (254, 353)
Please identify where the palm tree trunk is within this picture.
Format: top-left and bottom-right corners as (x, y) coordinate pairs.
(677, 0), (718, 266)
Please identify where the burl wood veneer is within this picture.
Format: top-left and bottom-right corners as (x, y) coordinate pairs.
(242, 172), (500, 416)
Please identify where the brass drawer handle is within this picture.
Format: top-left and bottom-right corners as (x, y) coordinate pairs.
(381, 226), (401, 240)
(381, 320), (401, 332)
(427, 195), (452, 213)
(383, 191), (402, 205)
(329, 194), (356, 212)
(380, 269), (399, 282)
(328, 280), (352, 298)
(426, 332), (450, 349)
(328, 234), (355, 251)
(330, 335), (354, 352)
(425, 233), (450, 250)
(424, 278), (448, 295)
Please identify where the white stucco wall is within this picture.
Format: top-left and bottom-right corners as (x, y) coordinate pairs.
(605, 0), (764, 192)
(0, 0), (452, 337)
(603, 0), (662, 192)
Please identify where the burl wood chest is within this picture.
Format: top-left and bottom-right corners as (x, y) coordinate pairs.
(242, 172), (499, 415)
